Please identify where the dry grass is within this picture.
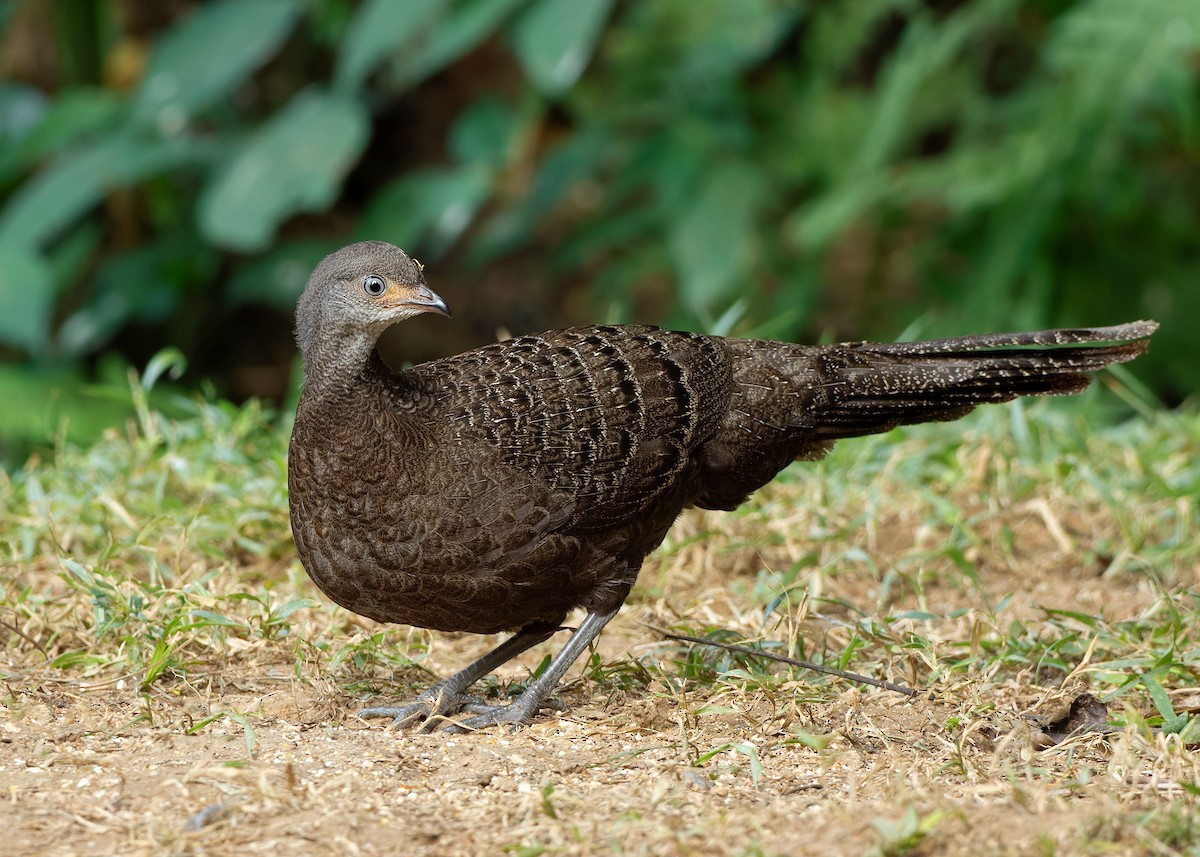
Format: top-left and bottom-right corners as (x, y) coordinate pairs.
(1, 380), (1198, 856)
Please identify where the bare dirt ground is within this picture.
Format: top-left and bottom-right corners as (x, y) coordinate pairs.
(3, 424), (1198, 856)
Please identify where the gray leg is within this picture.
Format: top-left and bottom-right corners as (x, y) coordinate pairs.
(358, 618), (562, 729)
(452, 609), (619, 731)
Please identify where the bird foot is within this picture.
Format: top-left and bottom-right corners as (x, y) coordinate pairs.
(358, 688), (561, 732)
(357, 686), (487, 731)
(440, 697), (545, 733)
(354, 612), (611, 732)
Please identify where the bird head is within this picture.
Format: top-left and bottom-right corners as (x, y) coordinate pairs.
(295, 241), (451, 386)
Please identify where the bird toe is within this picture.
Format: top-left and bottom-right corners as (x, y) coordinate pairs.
(358, 688), (486, 729)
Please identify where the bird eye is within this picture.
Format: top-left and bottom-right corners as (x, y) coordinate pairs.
(363, 275), (387, 297)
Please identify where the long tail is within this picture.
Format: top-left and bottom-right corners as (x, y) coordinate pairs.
(698, 320), (1155, 511)
(807, 320), (1158, 439)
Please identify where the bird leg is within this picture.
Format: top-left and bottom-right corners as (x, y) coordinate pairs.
(449, 609), (618, 731)
(358, 617), (564, 729)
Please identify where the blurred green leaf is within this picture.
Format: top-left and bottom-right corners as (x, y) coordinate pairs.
(1050, 0), (1200, 117)
(0, 241), (55, 353)
(394, 0), (525, 86)
(132, 0), (301, 131)
(0, 0), (1193, 404)
(449, 97), (522, 169)
(513, 0), (615, 95)
(636, 128), (712, 211)
(0, 132), (206, 249)
(1047, 0), (1200, 174)
(57, 241), (208, 356)
(969, 181), (1062, 324)
(0, 359), (161, 455)
(668, 162), (762, 313)
(198, 90), (370, 252)
(0, 87), (124, 185)
(141, 348), (188, 392)
(335, 0), (447, 92)
(473, 130), (608, 261)
(0, 84), (47, 142)
(358, 164), (492, 258)
(227, 239), (342, 309)
(852, 0), (1010, 175)
(786, 176), (886, 251)
(46, 220), (101, 304)
(639, 0), (802, 89)
(806, 0), (897, 74)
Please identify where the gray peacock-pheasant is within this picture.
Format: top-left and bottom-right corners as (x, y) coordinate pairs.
(287, 240), (1156, 731)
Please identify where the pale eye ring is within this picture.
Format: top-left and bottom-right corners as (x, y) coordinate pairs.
(363, 275), (386, 297)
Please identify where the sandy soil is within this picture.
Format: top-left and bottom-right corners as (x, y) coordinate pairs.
(3, 465), (1196, 856)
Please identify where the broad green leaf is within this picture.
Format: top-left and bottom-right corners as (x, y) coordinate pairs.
(132, 0), (301, 130)
(198, 90), (370, 252)
(0, 87), (125, 185)
(668, 162), (762, 313)
(57, 242), (203, 356)
(0, 241), (54, 353)
(0, 133), (206, 248)
(227, 239), (342, 309)
(394, 0), (525, 86)
(448, 97), (521, 168)
(512, 0), (614, 95)
(358, 164), (492, 258)
(334, 0), (447, 92)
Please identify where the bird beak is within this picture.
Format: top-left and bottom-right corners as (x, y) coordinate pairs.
(398, 283), (452, 318)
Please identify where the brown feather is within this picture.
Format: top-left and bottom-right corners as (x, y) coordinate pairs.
(287, 241), (1157, 727)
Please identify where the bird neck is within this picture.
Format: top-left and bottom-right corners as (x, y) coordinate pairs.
(299, 328), (379, 401)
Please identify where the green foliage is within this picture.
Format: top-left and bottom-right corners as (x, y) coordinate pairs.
(197, 89), (370, 250)
(0, 374), (306, 691)
(867, 806), (951, 857)
(0, 0), (1195, 444)
(513, 0), (615, 96)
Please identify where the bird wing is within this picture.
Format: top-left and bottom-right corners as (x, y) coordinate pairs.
(408, 325), (733, 526)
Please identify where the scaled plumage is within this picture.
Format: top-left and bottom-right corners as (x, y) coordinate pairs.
(287, 241), (1156, 730)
